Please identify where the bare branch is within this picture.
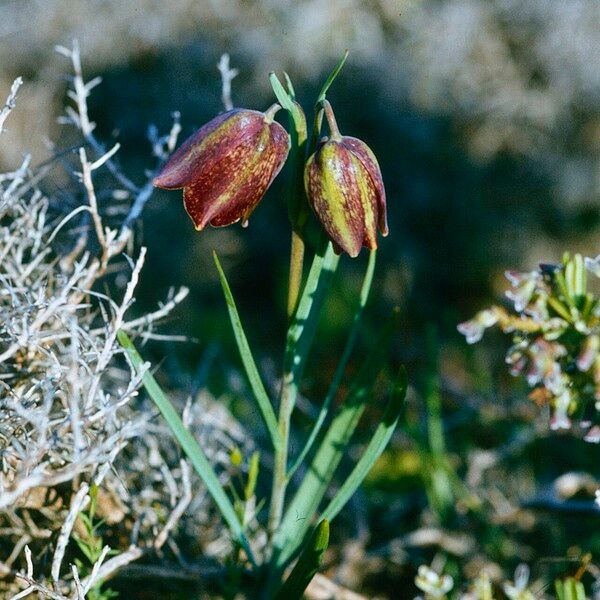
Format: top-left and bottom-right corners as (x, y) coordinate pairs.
(217, 54), (238, 111)
(0, 77), (23, 134)
(51, 483), (90, 582)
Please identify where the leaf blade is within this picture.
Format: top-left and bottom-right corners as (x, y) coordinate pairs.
(320, 366), (407, 522)
(213, 251), (281, 451)
(287, 249), (377, 479)
(281, 241), (340, 416)
(117, 330), (255, 567)
(273, 309), (400, 568)
(274, 520), (329, 600)
(316, 50), (349, 104)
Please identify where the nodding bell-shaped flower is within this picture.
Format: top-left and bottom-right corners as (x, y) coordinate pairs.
(304, 101), (387, 257)
(153, 105), (290, 230)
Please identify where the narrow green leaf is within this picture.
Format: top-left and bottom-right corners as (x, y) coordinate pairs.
(320, 367), (406, 522)
(287, 250), (377, 479)
(245, 451), (260, 502)
(270, 74), (306, 145)
(316, 49), (349, 104)
(547, 296), (572, 322)
(554, 269), (574, 310)
(282, 241), (340, 414)
(307, 50), (349, 155)
(117, 330), (256, 567)
(270, 71), (309, 229)
(273, 309), (400, 568)
(555, 578), (586, 600)
(269, 72), (296, 113)
(274, 520), (329, 600)
(283, 72), (296, 99)
(213, 251), (281, 451)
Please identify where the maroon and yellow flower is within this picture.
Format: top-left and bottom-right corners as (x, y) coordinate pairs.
(304, 101), (387, 257)
(153, 105), (289, 230)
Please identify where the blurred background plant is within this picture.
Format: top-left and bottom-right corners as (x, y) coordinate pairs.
(459, 253), (600, 435)
(1, 0), (600, 598)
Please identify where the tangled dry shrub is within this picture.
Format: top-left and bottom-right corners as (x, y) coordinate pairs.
(0, 43), (251, 598)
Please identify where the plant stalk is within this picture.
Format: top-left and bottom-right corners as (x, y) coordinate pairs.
(287, 229), (305, 319)
(267, 372), (293, 545)
(269, 229), (305, 546)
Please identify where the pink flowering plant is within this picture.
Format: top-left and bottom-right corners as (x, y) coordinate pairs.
(458, 253), (600, 440)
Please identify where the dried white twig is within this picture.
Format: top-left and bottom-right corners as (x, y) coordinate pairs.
(155, 460), (193, 550)
(0, 77), (23, 134)
(217, 53), (238, 111)
(51, 483), (90, 582)
(81, 545), (111, 596)
(71, 565), (85, 600)
(81, 545), (143, 591)
(1, 39), (244, 599)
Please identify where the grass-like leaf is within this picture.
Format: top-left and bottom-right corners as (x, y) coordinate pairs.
(282, 240), (340, 414)
(117, 330), (256, 567)
(287, 249), (377, 479)
(269, 72), (308, 229)
(555, 578), (587, 600)
(316, 49), (349, 104)
(287, 240), (339, 371)
(213, 251), (281, 451)
(320, 366), (407, 522)
(269, 72), (295, 114)
(273, 308), (400, 568)
(283, 72), (296, 99)
(269, 73), (305, 133)
(273, 520), (329, 600)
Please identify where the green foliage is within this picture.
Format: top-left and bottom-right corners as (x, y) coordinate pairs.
(117, 330), (256, 568)
(555, 577), (587, 600)
(287, 249), (377, 479)
(274, 309), (402, 569)
(213, 251), (281, 450)
(319, 366), (407, 523)
(274, 520), (330, 600)
(73, 485), (119, 600)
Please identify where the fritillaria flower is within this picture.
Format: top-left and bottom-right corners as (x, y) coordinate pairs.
(153, 105), (290, 230)
(304, 101), (387, 257)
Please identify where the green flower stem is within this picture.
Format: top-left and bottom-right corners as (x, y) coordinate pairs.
(267, 368), (294, 545)
(322, 99), (342, 141)
(309, 106), (325, 155)
(267, 242), (339, 548)
(287, 249), (377, 479)
(287, 228), (305, 319)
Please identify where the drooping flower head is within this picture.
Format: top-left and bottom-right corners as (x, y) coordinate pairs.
(153, 105), (289, 230)
(304, 100), (387, 257)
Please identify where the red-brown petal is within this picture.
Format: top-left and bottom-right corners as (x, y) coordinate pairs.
(153, 109), (266, 189)
(208, 121), (289, 227)
(182, 120), (289, 230)
(342, 136), (388, 236)
(305, 141), (365, 257)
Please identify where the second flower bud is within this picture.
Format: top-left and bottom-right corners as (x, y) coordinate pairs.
(304, 101), (388, 257)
